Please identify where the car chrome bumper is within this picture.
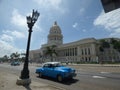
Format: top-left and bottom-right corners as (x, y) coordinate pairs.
(65, 73), (77, 78)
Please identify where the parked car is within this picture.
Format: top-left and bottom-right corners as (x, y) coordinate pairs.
(11, 61), (20, 66)
(36, 62), (76, 82)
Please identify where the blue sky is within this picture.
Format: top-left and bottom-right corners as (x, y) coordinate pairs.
(0, 0), (120, 57)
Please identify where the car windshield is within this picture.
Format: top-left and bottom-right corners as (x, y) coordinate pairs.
(52, 63), (62, 67)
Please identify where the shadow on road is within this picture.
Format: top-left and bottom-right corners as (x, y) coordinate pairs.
(61, 78), (79, 85)
(23, 85), (32, 90)
(36, 76), (79, 85)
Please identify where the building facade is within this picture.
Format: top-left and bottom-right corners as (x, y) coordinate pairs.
(29, 21), (120, 63)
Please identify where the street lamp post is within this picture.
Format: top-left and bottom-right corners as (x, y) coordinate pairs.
(16, 9), (40, 85)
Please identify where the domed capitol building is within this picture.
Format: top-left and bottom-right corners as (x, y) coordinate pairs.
(29, 21), (120, 63)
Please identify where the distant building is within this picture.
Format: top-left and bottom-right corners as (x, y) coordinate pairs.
(29, 21), (120, 63)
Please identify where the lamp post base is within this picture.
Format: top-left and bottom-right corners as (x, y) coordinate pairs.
(16, 78), (31, 85)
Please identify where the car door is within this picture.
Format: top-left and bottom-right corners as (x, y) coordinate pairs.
(42, 64), (52, 76)
(47, 64), (56, 78)
(44, 64), (57, 78)
(42, 64), (50, 76)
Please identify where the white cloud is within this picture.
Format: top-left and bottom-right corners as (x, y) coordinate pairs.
(11, 9), (42, 32)
(33, 0), (61, 8)
(3, 30), (26, 39)
(0, 40), (19, 57)
(79, 8), (85, 15)
(0, 8), (42, 57)
(11, 31), (25, 38)
(0, 34), (14, 43)
(94, 9), (120, 37)
(33, 0), (65, 13)
(72, 22), (78, 28)
(11, 9), (26, 27)
(0, 29), (27, 57)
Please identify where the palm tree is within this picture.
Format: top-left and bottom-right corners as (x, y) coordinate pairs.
(20, 53), (26, 62)
(45, 45), (57, 62)
(10, 52), (20, 61)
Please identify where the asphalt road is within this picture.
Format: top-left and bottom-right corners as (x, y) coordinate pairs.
(0, 63), (120, 90)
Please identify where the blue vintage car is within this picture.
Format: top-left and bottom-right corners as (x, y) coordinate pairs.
(11, 61), (20, 66)
(36, 62), (76, 82)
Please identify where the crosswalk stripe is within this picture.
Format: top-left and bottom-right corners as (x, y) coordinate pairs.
(92, 76), (106, 79)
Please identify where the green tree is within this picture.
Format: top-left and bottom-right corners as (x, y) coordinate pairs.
(111, 39), (120, 52)
(100, 39), (110, 48)
(99, 39), (110, 52)
(99, 46), (104, 52)
(45, 45), (57, 61)
(10, 52), (20, 61)
(20, 53), (26, 62)
(2, 55), (9, 62)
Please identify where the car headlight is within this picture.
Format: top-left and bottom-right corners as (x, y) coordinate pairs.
(73, 70), (76, 73)
(71, 69), (75, 73)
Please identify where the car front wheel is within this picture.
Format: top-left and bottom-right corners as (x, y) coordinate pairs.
(57, 75), (63, 82)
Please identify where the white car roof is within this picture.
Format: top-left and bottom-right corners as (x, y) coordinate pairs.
(44, 62), (60, 65)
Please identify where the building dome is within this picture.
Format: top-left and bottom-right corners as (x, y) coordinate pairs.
(47, 21), (63, 45)
(49, 21), (62, 34)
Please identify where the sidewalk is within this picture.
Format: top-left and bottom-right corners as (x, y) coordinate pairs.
(0, 70), (65, 90)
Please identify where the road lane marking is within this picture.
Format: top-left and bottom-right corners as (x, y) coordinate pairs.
(100, 72), (110, 74)
(92, 76), (106, 79)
